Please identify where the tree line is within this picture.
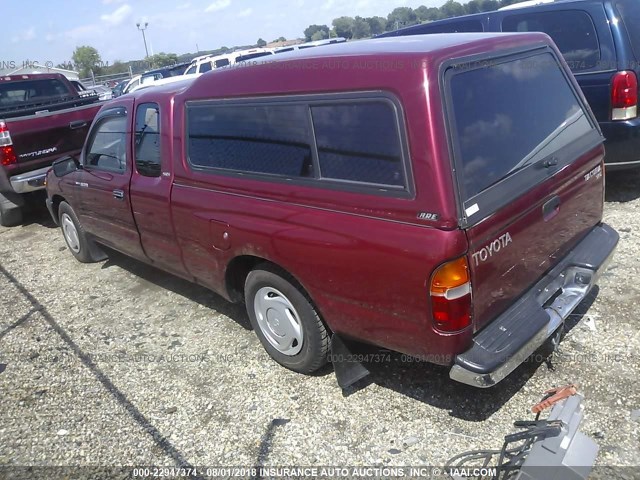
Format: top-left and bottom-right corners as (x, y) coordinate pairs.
(304, 0), (519, 41)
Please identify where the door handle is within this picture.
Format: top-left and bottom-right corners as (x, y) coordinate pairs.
(69, 120), (88, 130)
(113, 189), (125, 200)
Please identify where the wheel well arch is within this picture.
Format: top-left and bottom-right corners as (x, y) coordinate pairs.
(224, 255), (329, 329)
(50, 194), (66, 221)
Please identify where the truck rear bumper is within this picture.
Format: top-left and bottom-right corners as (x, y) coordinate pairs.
(9, 166), (50, 193)
(450, 223), (618, 388)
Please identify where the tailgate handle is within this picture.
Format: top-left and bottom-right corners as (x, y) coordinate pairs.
(543, 196), (561, 220)
(69, 120), (88, 130)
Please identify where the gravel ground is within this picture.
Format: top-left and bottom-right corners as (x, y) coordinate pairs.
(0, 174), (639, 479)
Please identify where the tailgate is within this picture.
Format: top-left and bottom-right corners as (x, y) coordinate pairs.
(4, 103), (100, 175)
(444, 48), (605, 332)
(466, 149), (603, 331)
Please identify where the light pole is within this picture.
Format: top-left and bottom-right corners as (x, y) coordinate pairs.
(136, 22), (150, 58)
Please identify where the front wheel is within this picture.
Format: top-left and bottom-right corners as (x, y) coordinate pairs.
(245, 266), (329, 373)
(58, 201), (106, 263)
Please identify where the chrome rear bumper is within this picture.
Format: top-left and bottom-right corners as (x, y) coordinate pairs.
(9, 166), (50, 193)
(450, 223), (618, 388)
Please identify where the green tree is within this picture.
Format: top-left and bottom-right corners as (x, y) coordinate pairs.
(304, 24), (330, 41)
(415, 6), (443, 22)
(480, 0), (500, 11)
(440, 0), (466, 18)
(365, 16), (387, 35)
(147, 52), (179, 68)
(386, 7), (418, 31)
(332, 16), (355, 39)
(103, 60), (129, 75)
(352, 16), (372, 39)
(72, 45), (102, 78)
(256, 38), (267, 47)
(311, 30), (329, 41)
(465, 0), (482, 14)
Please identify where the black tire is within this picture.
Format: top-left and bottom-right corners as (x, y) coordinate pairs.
(58, 201), (106, 263)
(0, 203), (22, 227)
(245, 266), (330, 373)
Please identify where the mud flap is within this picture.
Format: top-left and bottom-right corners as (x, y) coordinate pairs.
(330, 335), (370, 389)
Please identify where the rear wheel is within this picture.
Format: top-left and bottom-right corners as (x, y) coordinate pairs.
(245, 266), (329, 373)
(58, 202), (106, 263)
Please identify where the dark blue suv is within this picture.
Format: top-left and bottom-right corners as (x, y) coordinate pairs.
(379, 0), (640, 169)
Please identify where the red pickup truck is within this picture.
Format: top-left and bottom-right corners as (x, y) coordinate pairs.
(0, 73), (101, 226)
(45, 33), (617, 388)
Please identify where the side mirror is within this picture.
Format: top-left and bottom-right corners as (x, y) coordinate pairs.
(52, 155), (81, 177)
(72, 155), (84, 170)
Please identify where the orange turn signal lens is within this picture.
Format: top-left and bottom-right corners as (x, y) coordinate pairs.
(430, 256), (472, 332)
(430, 256), (469, 295)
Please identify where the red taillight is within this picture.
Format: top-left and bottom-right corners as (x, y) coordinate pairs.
(0, 145), (16, 166)
(430, 256), (472, 332)
(611, 71), (638, 120)
(0, 120), (16, 166)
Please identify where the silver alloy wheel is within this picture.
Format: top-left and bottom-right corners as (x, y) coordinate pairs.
(61, 213), (81, 253)
(253, 286), (304, 356)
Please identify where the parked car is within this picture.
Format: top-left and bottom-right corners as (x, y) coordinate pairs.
(121, 74), (154, 96)
(0, 73), (101, 226)
(45, 33), (617, 388)
(71, 81), (113, 101)
(142, 63), (191, 79)
(87, 85), (113, 101)
(183, 48), (275, 74)
(378, 0), (640, 170)
(111, 79), (128, 98)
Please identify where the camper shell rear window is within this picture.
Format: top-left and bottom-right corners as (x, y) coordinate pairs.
(445, 49), (599, 224)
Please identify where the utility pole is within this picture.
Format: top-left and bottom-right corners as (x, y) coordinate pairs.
(136, 22), (150, 58)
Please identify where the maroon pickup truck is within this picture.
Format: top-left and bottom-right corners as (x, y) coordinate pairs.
(0, 73), (101, 226)
(45, 33), (617, 388)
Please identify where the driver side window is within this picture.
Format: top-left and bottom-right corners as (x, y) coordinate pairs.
(85, 115), (128, 173)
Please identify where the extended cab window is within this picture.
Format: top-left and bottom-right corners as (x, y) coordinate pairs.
(135, 103), (161, 177)
(311, 102), (405, 187)
(214, 58), (230, 68)
(187, 104), (313, 177)
(85, 114), (127, 173)
(449, 52), (593, 202)
(502, 11), (600, 71)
